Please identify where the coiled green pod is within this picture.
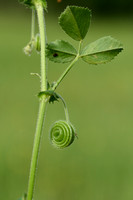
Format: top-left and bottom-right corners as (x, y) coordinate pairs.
(50, 120), (75, 149)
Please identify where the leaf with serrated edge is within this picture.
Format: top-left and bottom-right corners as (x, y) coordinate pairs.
(59, 6), (91, 41)
(81, 36), (123, 65)
(46, 40), (77, 63)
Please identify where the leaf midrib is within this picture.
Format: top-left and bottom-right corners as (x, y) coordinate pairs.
(68, 6), (82, 40)
(81, 47), (123, 57)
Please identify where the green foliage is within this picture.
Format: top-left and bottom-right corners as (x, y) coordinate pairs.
(59, 6), (91, 41)
(47, 6), (123, 66)
(16, 2), (123, 200)
(50, 120), (75, 149)
(46, 40), (77, 63)
(81, 36), (123, 64)
(18, 0), (47, 9)
(18, 0), (34, 8)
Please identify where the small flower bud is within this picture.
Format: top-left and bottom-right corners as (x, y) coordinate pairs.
(23, 42), (33, 56)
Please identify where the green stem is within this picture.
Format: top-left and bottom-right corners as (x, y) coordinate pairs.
(36, 2), (47, 91)
(52, 55), (79, 90)
(27, 98), (47, 200)
(27, 3), (47, 200)
(58, 94), (70, 122)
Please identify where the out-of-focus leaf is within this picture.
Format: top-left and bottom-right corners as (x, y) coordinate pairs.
(18, 0), (34, 8)
(46, 40), (77, 63)
(18, 193), (27, 200)
(81, 36), (123, 65)
(59, 6), (91, 41)
(18, 0), (47, 10)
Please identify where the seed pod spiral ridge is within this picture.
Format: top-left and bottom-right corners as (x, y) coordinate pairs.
(50, 120), (75, 149)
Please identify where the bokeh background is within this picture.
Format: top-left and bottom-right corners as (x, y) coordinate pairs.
(0, 0), (133, 200)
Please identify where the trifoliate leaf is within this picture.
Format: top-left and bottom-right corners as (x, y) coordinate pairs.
(46, 40), (77, 63)
(59, 6), (91, 41)
(80, 36), (123, 65)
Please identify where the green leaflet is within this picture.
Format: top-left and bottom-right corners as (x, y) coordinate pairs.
(59, 6), (91, 41)
(18, 0), (47, 9)
(80, 36), (123, 65)
(46, 40), (77, 63)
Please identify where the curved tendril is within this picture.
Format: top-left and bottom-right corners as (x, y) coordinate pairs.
(57, 94), (70, 122)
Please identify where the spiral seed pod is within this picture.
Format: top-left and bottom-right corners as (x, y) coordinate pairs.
(50, 120), (75, 149)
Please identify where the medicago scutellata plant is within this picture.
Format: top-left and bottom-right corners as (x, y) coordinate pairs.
(18, 0), (123, 199)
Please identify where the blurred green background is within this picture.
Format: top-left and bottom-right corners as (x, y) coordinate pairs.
(0, 0), (133, 200)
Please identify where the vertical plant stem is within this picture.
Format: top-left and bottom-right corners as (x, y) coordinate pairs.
(27, 98), (47, 200)
(27, 3), (47, 200)
(36, 3), (47, 91)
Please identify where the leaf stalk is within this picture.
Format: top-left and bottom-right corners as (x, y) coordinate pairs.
(52, 41), (82, 90)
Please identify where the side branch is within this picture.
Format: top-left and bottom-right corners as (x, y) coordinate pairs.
(52, 55), (79, 90)
(52, 41), (82, 91)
